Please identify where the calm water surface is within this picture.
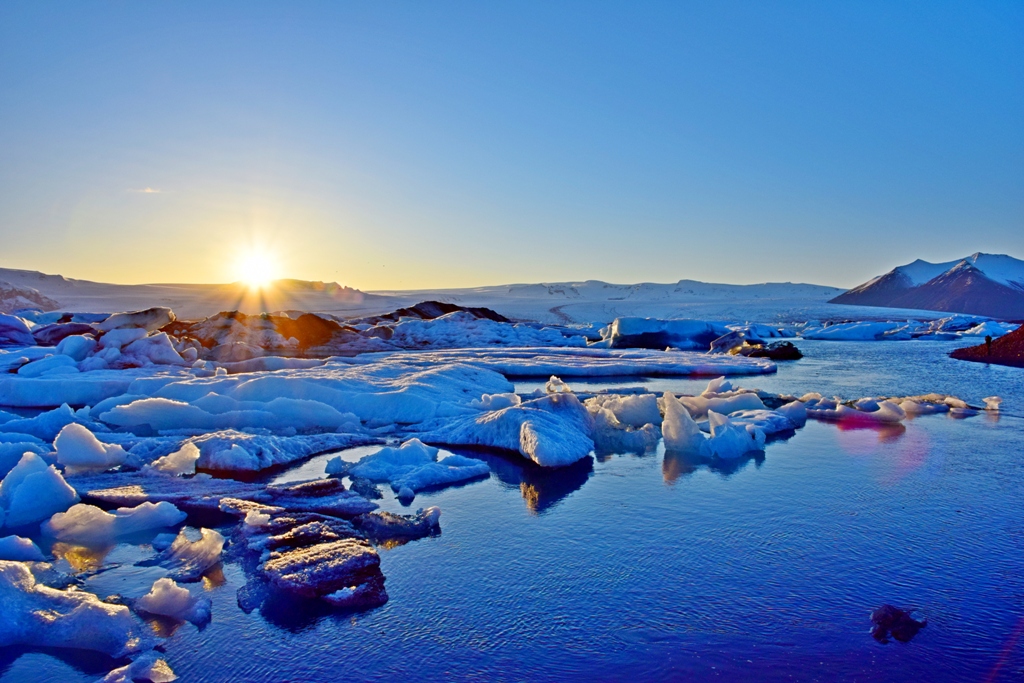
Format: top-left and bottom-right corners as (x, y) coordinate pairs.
(2, 340), (1022, 682)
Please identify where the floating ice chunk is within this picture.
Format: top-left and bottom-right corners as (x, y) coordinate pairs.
(16, 354), (79, 378)
(157, 528), (224, 581)
(353, 508), (441, 541)
(55, 423), (129, 476)
(0, 452), (79, 528)
(961, 321), (1015, 337)
(706, 411), (765, 459)
(775, 400), (808, 428)
(806, 399), (906, 424)
(335, 439), (490, 498)
(43, 502), (187, 545)
(425, 391), (595, 468)
(98, 651), (177, 683)
(146, 442), (200, 476)
(601, 318), (729, 350)
(722, 409), (798, 436)
(56, 334), (97, 361)
(0, 560), (151, 657)
(589, 406), (661, 455)
(679, 392), (765, 420)
(660, 392), (709, 456)
(470, 393), (521, 411)
(135, 577), (211, 625)
(263, 537), (382, 599)
(122, 333), (186, 365)
(702, 377), (733, 396)
(97, 307), (175, 334)
(0, 534), (45, 561)
(898, 399), (948, 416)
(585, 393), (661, 428)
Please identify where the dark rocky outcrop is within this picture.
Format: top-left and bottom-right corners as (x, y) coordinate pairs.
(351, 300), (510, 326)
(739, 341), (803, 360)
(950, 324), (1024, 368)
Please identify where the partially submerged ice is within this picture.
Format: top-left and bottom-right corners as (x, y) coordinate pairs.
(327, 439), (490, 501)
(43, 502), (187, 546)
(135, 577), (211, 625)
(155, 527), (225, 582)
(0, 560), (153, 657)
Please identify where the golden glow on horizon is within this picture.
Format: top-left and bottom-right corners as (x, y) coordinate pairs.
(233, 247), (281, 290)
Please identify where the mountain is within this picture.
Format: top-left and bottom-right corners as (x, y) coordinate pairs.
(2, 266), (951, 324)
(831, 253), (1024, 319)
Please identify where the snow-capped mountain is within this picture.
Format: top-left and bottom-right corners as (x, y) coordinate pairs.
(831, 253), (1024, 319)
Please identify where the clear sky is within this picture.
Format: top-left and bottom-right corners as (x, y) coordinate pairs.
(1, 2), (1022, 290)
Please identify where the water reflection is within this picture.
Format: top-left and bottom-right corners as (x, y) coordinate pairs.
(50, 543), (113, 573)
(661, 449), (766, 483)
(447, 447), (593, 514)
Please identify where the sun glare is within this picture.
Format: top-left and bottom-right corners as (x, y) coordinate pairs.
(234, 248), (280, 290)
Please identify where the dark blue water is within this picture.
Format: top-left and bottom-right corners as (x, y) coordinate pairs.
(3, 340), (1023, 682)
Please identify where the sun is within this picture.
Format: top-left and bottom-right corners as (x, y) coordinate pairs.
(233, 248), (280, 290)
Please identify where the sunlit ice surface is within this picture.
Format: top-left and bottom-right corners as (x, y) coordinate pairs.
(4, 340), (1024, 682)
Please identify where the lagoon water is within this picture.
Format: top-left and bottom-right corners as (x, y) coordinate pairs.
(3, 340), (1022, 682)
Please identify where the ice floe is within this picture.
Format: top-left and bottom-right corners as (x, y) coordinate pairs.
(0, 560), (152, 657)
(43, 502), (187, 545)
(135, 576), (211, 625)
(327, 439), (490, 501)
(155, 527), (225, 581)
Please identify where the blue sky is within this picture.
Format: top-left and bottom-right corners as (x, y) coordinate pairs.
(1, 2), (1021, 289)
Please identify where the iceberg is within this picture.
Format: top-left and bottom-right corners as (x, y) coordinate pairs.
(55, 423), (129, 475)
(43, 502), (187, 545)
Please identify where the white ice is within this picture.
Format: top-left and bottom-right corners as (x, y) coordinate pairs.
(55, 423), (129, 476)
(43, 502), (187, 545)
(135, 577), (211, 625)
(329, 438), (490, 499)
(0, 534), (45, 561)
(0, 452), (79, 528)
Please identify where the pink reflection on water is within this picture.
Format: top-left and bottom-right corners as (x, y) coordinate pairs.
(833, 420), (933, 486)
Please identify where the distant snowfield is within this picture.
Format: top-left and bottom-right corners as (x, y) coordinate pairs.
(0, 267), (951, 323)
